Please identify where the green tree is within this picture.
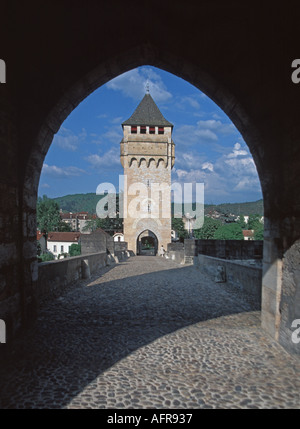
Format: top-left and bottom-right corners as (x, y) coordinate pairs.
(213, 222), (244, 240)
(58, 222), (72, 232)
(247, 214), (264, 240)
(237, 214), (247, 229)
(37, 195), (73, 233)
(69, 243), (81, 256)
(254, 222), (264, 240)
(37, 195), (61, 233)
(171, 217), (188, 240)
(39, 252), (55, 262)
(194, 216), (222, 239)
(247, 214), (262, 229)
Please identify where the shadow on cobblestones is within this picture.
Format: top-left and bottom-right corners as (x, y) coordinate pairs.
(0, 256), (298, 409)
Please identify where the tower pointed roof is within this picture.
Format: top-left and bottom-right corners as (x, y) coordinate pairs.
(122, 93), (173, 127)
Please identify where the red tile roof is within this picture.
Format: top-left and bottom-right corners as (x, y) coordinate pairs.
(242, 230), (254, 237)
(47, 232), (81, 242)
(37, 231), (46, 241)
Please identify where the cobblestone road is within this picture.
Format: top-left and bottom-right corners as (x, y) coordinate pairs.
(0, 256), (299, 409)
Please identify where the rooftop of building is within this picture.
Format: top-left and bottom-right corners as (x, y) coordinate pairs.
(122, 93), (173, 127)
(47, 232), (81, 242)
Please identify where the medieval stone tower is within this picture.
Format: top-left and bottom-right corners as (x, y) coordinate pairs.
(120, 92), (175, 255)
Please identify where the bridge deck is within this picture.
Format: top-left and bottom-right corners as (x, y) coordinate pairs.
(0, 256), (299, 409)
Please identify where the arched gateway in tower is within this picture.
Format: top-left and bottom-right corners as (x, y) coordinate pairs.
(120, 92), (175, 255)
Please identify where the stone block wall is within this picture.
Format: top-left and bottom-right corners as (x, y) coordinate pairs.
(81, 229), (113, 256)
(186, 239), (263, 260)
(114, 241), (128, 253)
(196, 254), (262, 304)
(278, 239), (300, 356)
(167, 242), (185, 264)
(37, 252), (107, 302)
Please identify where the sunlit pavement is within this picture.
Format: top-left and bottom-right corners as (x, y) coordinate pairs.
(0, 256), (299, 409)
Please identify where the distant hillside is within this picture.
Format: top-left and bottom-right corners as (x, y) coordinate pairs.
(53, 193), (263, 217)
(205, 200), (264, 216)
(53, 193), (105, 214)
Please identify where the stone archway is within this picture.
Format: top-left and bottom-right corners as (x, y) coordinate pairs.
(1, 2), (299, 356)
(137, 230), (158, 256)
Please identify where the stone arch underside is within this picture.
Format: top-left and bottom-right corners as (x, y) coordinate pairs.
(1, 2), (300, 356)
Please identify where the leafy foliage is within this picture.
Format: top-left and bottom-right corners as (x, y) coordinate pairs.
(194, 217), (223, 239)
(37, 196), (62, 233)
(53, 193), (106, 214)
(247, 214), (264, 240)
(171, 217), (188, 240)
(69, 243), (81, 257)
(39, 252), (55, 262)
(37, 195), (73, 233)
(213, 222), (244, 240)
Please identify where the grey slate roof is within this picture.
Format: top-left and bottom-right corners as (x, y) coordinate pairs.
(122, 93), (173, 127)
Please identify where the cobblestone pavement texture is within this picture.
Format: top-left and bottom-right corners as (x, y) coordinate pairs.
(0, 256), (299, 409)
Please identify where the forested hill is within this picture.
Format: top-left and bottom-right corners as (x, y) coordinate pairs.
(53, 193), (263, 216)
(204, 199), (263, 216)
(53, 193), (104, 213)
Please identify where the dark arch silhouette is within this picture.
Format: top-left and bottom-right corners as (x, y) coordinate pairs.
(1, 2), (299, 356)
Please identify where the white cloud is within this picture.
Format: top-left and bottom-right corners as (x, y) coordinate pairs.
(42, 164), (86, 178)
(174, 118), (237, 147)
(197, 119), (235, 135)
(172, 141), (261, 203)
(175, 150), (206, 170)
(106, 68), (172, 103)
(103, 126), (123, 144)
(54, 127), (87, 151)
(175, 96), (201, 110)
(85, 147), (120, 169)
(226, 142), (248, 158)
(202, 162), (214, 172)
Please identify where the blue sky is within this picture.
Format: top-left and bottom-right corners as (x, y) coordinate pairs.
(39, 66), (262, 205)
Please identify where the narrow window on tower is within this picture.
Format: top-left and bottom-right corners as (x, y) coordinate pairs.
(131, 126), (137, 134)
(158, 127), (164, 135)
(140, 126), (146, 134)
(149, 126), (155, 134)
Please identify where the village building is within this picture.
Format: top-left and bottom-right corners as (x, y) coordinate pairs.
(47, 231), (81, 259)
(60, 211), (90, 232)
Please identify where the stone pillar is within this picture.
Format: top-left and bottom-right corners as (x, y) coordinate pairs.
(261, 219), (283, 341)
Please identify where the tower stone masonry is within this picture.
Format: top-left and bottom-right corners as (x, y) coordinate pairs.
(120, 92), (175, 255)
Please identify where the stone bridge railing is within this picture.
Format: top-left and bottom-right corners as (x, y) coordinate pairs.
(37, 251), (126, 303)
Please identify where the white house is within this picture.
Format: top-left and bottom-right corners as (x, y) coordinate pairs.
(47, 231), (81, 259)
